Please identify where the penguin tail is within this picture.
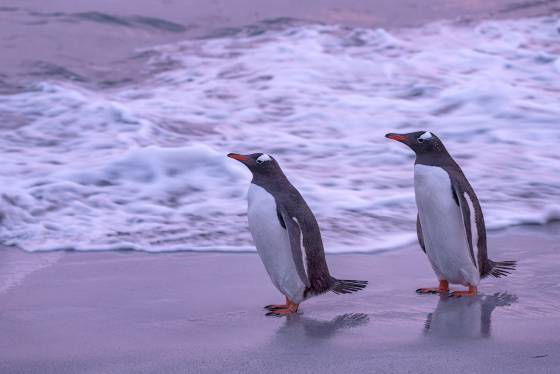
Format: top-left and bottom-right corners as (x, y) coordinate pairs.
(330, 278), (368, 295)
(489, 260), (517, 278)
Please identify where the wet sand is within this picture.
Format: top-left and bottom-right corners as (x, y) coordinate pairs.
(1, 223), (559, 373)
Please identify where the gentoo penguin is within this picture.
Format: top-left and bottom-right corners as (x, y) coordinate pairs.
(228, 152), (368, 316)
(385, 131), (516, 297)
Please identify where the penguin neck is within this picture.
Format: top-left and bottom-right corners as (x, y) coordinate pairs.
(415, 149), (457, 168)
(251, 170), (293, 195)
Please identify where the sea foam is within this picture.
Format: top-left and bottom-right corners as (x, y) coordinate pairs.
(0, 17), (559, 252)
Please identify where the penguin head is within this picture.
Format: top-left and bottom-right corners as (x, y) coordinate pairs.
(227, 152), (282, 177)
(385, 131), (446, 155)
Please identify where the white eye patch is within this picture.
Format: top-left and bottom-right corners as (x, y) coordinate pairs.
(419, 131), (433, 140)
(256, 154), (272, 163)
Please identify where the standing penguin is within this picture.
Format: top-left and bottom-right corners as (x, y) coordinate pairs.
(228, 152), (367, 316)
(385, 131), (516, 297)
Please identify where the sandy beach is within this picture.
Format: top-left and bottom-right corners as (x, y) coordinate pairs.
(1, 223), (559, 373)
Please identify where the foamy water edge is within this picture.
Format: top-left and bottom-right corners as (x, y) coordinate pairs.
(0, 16), (559, 253)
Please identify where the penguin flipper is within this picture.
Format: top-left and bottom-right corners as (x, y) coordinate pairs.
(452, 180), (517, 278)
(278, 200), (332, 296)
(416, 214), (426, 254)
(449, 177), (480, 271)
(446, 166), (516, 279)
(278, 206), (311, 289)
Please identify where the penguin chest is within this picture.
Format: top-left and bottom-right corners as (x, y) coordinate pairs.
(414, 165), (479, 286)
(247, 184), (306, 302)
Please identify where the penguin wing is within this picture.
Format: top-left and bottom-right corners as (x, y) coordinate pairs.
(446, 169), (489, 273)
(278, 201), (332, 295)
(277, 206), (311, 288)
(416, 214), (426, 254)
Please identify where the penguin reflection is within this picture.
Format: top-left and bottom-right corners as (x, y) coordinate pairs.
(424, 293), (517, 338)
(276, 313), (369, 340)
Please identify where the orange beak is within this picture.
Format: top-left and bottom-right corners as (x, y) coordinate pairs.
(385, 133), (408, 142)
(227, 153), (249, 161)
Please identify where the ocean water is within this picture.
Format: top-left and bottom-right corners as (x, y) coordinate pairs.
(1, 16), (559, 253)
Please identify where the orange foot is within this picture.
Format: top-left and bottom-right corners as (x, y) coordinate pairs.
(450, 285), (477, 298)
(265, 298), (299, 317)
(264, 296), (290, 311)
(264, 303), (287, 310)
(416, 280), (449, 294)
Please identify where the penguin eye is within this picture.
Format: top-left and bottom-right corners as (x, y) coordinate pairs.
(256, 159), (264, 165)
(417, 137), (425, 143)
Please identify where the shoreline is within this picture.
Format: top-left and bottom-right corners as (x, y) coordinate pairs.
(3, 221), (559, 255)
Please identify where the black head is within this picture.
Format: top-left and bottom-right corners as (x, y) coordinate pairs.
(227, 152), (284, 178)
(385, 131), (447, 155)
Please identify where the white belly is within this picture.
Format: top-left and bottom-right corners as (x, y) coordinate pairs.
(247, 183), (306, 303)
(414, 165), (479, 286)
